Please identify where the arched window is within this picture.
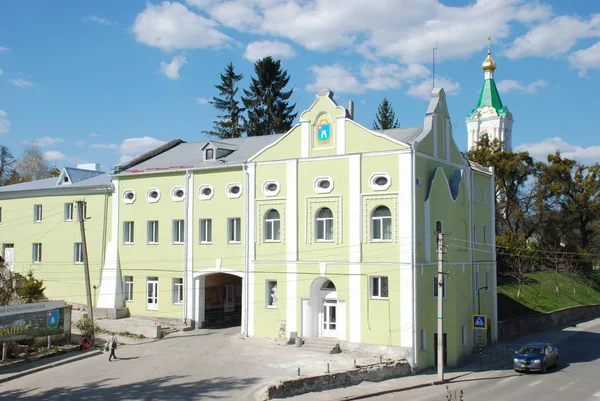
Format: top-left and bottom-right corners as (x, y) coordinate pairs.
(264, 209), (281, 241)
(316, 208), (333, 241)
(372, 206), (392, 241)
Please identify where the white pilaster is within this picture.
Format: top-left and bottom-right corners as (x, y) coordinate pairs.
(490, 174), (498, 342)
(336, 116), (346, 155)
(247, 163), (256, 336)
(185, 171), (194, 324)
(97, 179), (121, 308)
(301, 121), (310, 158)
(398, 153), (414, 347)
(348, 155), (361, 343)
(286, 159), (298, 337)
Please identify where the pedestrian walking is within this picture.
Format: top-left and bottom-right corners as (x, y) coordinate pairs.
(107, 334), (118, 361)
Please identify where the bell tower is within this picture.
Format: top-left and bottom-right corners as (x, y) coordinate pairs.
(466, 37), (513, 151)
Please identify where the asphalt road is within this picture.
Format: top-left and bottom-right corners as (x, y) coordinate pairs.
(368, 319), (600, 401)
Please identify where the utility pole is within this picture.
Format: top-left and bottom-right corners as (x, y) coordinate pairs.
(436, 229), (445, 382)
(77, 200), (95, 345)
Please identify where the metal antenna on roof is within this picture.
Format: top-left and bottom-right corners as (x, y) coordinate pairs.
(432, 26), (438, 89)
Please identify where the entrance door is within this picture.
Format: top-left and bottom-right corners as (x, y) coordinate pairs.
(433, 333), (448, 366)
(322, 301), (337, 338)
(147, 277), (159, 310)
(3, 244), (14, 271)
(224, 284), (234, 312)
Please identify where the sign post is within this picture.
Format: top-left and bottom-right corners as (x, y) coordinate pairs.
(473, 314), (487, 364)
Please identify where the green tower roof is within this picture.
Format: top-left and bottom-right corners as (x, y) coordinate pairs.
(467, 78), (507, 119)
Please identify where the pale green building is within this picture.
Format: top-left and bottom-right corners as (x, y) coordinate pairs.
(0, 87), (496, 369)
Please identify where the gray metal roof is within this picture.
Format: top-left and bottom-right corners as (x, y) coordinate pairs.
(64, 167), (105, 184)
(376, 126), (424, 145)
(0, 173), (112, 194)
(118, 135), (284, 175)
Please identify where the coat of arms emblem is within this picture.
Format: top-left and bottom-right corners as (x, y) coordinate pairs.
(316, 119), (331, 142)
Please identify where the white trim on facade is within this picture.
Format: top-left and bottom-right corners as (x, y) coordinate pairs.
(247, 163), (256, 336)
(348, 154), (361, 343)
(336, 115), (346, 155)
(97, 179), (121, 308)
(185, 171), (194, 325)
(398, 152), (414, 348)
(286, 159), (298, 337)
(301, 121), (309, 158)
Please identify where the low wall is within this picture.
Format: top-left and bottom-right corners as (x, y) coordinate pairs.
(262, 360), (412, 400)
(498, 304), (600, 341)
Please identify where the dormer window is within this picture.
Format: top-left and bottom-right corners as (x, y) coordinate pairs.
(64, 176), (69, 183)
(205, 148), (214, 160)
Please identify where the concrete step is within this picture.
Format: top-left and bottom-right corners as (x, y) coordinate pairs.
(301, 337), (340, 353)
(160, 326), (180, 337)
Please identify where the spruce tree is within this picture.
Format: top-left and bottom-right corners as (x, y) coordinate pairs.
(373, 97), (400, 130)
(204, 63), (244, 139)
(242, 56), (297, 136)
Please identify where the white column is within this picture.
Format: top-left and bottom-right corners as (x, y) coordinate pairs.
(301, 121), (310, 158)
(185, 171), (194, 324)
(286, 159), (298, 337)
(398, 153), (414, 347)
(247, 164), (256, 336)
(336, 116), (346, 155)
(348, 155), (361, 343)
(490, 174), (498, 342)
(97, 178), (121, 308)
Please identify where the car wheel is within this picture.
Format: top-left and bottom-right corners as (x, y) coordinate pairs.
(554, 357), (559, 368)
(514, 369), (521, 373)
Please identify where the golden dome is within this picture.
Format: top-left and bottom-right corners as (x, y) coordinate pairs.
(482, 50), (497, 72)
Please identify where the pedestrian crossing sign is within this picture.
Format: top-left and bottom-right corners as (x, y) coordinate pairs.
(472, 314), (487, 330)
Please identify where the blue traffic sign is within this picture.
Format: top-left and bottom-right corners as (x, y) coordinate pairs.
(472, 314), (487, 330)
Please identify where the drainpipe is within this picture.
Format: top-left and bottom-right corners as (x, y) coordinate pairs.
(410, 147), (418, 370)
(243, 163), (250, 337)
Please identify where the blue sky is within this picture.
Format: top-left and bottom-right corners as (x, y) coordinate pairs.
(0, 0), (599, 171)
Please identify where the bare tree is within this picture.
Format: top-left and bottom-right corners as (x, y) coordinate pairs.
(14, 145), (51, 182)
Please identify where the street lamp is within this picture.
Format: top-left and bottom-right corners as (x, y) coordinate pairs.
(477, 286), (489, 315)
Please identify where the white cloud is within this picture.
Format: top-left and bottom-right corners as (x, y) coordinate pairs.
(91, 143), (119, 149)
(406, 77), (460, 100)
(85, 15), (115, 25)
(10, 78), (33, 88)
(160, 55), (187, 80)
(569, 41), (600, 77)
(43, 150), (66, 161)
(516, 137), (600, 164)
(23, 137), (64, 147)
(243, 40), (295, 61)
(305, 65), (364, 94)
(88, 132), (100, 137)
(505, 14), (600, 59)
(362, 63), (429, 91)
(132, 1), (231, 52)
(118, 136), (167, 164)
(0, 109), (10, 134)
(196, 97), (210, 105)
(496, 79), (548, 94)
(0, 69), (3, 75)
(0, 47), (10, 53)
(74, 140), (86, 147)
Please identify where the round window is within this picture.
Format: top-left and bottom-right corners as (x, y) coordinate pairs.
(149, 191), (159, 199)
(125, 192), (134, 200)
(318, 180), (330, 189)
(230, 185), (240, 194)
(201, 187), (212, 196)
(175, 189), (184, 198)
(267, 183), (278, 192)
(375, 176), (388, 186)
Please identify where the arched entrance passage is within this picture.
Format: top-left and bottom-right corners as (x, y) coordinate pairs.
(201, 273), (242, 328)
(302, 277), (345, 339)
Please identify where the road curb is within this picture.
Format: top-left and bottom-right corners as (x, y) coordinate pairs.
(0, 349), (102, 384)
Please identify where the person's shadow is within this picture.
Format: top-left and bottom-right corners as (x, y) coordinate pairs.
(114, 357), (139, 361)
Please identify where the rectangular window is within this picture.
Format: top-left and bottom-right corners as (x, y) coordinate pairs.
(475, 272), (479, 294)
(266, 280), (277, 308)
(370, 276), (389, 298)
(34, 204), (43, 222)
(483, 226), (488, 244)
(172, 220), (184, 244)
(124, 276), (133, 301)
(433, 276), (446, 298)
(228, 217), (241, 243)
(123, 221), (134, 244)
(461, 325), (467, 346)
(32, 243), (42, 263)
(74, 242), (83, 264)
(199, 219), (212, 243)
(64, 203), (73, 221)
(173, 278), (183, 304)
(485, 271), (490, 291)
(420, 328), (426, 351)
(147, 220), (159, 244)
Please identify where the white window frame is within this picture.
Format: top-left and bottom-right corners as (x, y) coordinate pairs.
(173, 278), (183, 304)
(198, 184), (214, 200)
(147, 220), (159, 244)
(266, 280), (277, 308)
(371, 206), (392, 242)
(262, 180), (280, 197)
(227, 217), (241, 243)
(433, 276), (447, 299)
(313, 176), (334, 194)
(420, 328), (427, 351)
(124, 276), (134, 301)
(123, 221), (134, 244)
(171, 186), (185, 202)
(315, 208), (334, 242)
(123, 189), (136, 204)
(199, 218), (212, 244)
(225, 182), (243, 199)
(172, 220), (185, 244)
(370, 276), (389, 299)
(34, 204), (42, 222)
(264, 209), (281, 242)
(74, 242), (83, 264)
(64, 203), (73, 221)
(369, 172), (392, 191)
(32, 243), (42, 263)
(205, 147), (215, 161)
(146, 188), (161, 203)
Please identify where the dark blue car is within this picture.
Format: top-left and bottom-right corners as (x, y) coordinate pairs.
(513, 342), (559, 373)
